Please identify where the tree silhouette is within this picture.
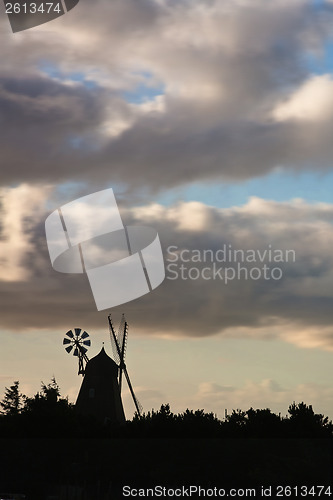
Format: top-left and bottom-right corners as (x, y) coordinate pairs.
(286, 402), (333, 437)
(41, 376), (61, 403)
(0, 380), (25, 415)
(1, 377), (333, 439)
(245, 408), (282, 437)
(178, 408), (221, 437)
(224, 409), (247, 436)
(23, 376), (71, 418)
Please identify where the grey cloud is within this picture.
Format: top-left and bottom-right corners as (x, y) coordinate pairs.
(1, 194), (333, 352)
(0, 1), (333, 191)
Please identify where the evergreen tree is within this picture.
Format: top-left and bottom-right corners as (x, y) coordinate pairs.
(23, 376), (69, 415)
(0, 380), (24, 415)
(41, 376), (60, 403)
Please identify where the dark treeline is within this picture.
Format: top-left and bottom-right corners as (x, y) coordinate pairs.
(1, 380), (333, 498)
(1, 379), (332, 439)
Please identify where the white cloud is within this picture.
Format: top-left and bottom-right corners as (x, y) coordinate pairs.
(188, 379), (333, 419)
(273, 74), (333, 122)
(0, 184), (52, 281)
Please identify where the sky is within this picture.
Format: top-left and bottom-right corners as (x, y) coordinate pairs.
(1, 0), (333, 421)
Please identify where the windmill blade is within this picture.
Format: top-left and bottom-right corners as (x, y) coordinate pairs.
(123, 366), (143, 416)
(74, 328), (82, 337)
(73, 347), (79, 356)
(119, 320), (128, 365)
(83, 340), (91, 346)
(117, 314), (126, 355)
(110, 337), (120, 365)
(65, 345), (73, 354)
(119, 366), (123, 393)
(63, 338), (72, 345)
(81, 331), (89, 339)
(65, 330), (74, 339)
(108, 315), (121, 365)
(117, 316), (128, 392)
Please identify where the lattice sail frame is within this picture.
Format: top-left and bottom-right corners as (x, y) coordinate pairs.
(108, 314), (143, 416)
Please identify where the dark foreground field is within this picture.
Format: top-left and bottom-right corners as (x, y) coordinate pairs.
(0, 438), (332, 499)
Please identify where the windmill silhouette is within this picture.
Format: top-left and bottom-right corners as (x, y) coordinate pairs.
(63, 315), (142, 423)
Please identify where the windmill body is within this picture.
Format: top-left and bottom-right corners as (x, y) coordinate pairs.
(75, 347), (125, 424)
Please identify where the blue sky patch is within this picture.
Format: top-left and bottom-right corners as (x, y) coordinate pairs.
(122, 80), (165, 104)
(156, 169), (333, 208)
(39, 61), (98, 89)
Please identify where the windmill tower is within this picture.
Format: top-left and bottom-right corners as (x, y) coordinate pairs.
(63, 315), (142, 424)
(75, 345), (125, 424)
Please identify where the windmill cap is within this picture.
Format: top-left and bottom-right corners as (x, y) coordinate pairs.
(84, 346), (118, 377)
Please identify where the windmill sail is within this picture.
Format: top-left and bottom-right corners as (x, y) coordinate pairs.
(108, 314), (142, 416)
(109, 316), (121, 364)
(118, 316), (128, 392)
(123, 367), (143, 415)
(117, 315), (128, 360)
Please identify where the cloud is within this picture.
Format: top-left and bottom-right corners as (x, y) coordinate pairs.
(0, 1), (333, 191)
(273, 74), (333, 122)
(1, 185), (333, 354)
(0, 184), (53, 281)
(187, 379), (333, 419)
(123, 387), (165, 407)
(197, 382), (235, 394)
